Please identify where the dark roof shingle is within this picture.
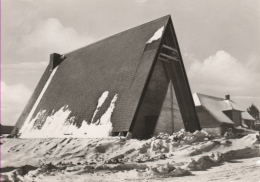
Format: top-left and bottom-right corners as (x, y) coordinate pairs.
(14, 15), (171, 133)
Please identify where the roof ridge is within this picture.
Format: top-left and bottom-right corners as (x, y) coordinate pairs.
(64, 15), (171, 55)
(229, 100), (245, 111)
(196, 93), (243, 105)
(198, 93), (244, 111)
(226, 100), (235, 110)
(196, 92), (224, 101)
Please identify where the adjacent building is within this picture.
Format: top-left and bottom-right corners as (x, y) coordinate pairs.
(193, 93), (255, 136)
(1, 124), (14, 135)
(242, 112), (256, 129)
(247, 104), (260, 130)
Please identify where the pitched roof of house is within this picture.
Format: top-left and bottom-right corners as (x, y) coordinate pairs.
(193, 93), (245, 125)
(242, 111), (255, 121)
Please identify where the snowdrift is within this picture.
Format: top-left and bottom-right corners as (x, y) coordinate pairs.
(1, 130), (260, 181)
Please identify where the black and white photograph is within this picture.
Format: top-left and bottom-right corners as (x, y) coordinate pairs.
(1, 0), (260, 181)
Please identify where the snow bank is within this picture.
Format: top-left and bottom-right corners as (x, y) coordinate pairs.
(1, 169), (24, 182)
(146, 26), (164, 43)
(19, 93), (118, 138)
(256, 159), (260, 165)
(2, 131), (260, 181)
(155, 129), (209, 144)
(187, 147), (260, 171)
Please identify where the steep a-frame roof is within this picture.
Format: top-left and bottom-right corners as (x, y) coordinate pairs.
(62, 15), (171, 132)
(13, 15), (200, 137)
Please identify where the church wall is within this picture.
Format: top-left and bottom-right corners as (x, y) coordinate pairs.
(132, 60), (169, 139)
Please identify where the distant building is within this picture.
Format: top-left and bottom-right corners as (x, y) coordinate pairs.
(242, 112), (255, 129)
(247, 104), (260, 130)
(247, 104), (260, 120)
(12, 15), (200, 139)
(1, 124), (14, 135)
(193, 93), (254, 136)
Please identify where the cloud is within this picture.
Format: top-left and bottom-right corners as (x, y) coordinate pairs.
(17, 18), (95, 57)
(2, 17), (96, 90)
(3, 17), (95, 66)
(135, 0), (148, 3)
(2, 62), (48, 71)
(1, 16), (96, 125)
(187, 51), (260, 96)
(1, 81), (32, 125)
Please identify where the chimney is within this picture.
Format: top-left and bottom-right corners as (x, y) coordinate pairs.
(225, 94), (230, 100)
(49, 53), (66, 71)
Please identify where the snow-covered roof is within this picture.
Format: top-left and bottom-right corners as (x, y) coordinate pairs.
(223, 100), (244, 111)
(193, 93), (245, 125)
(242, 112), (255, 121)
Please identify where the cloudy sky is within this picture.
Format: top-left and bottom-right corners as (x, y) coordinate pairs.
(1, 0), (260, 125)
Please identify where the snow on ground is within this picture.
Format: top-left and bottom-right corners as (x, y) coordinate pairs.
(257, 158), (260, 165)
(1, 131), (260, 181)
